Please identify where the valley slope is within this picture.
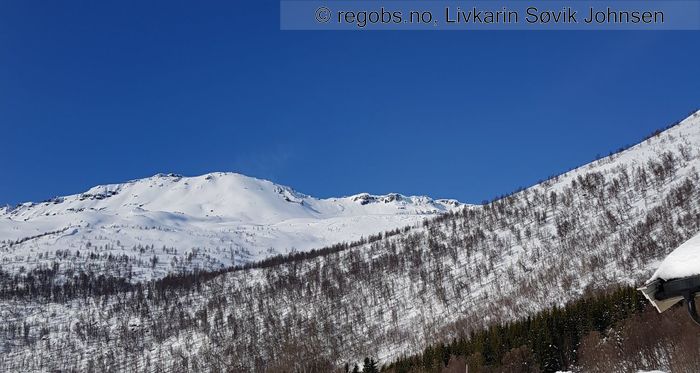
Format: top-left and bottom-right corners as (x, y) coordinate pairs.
(2, 110), (700, 372)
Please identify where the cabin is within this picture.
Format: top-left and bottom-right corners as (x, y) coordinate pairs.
(640, 233), (700, 324)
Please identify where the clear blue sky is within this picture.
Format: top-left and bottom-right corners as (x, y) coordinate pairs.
(0, 1), (698, 206)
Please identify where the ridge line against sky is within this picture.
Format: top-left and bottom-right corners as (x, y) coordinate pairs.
(1, 107), (697, 207)
(1, 1), (699, 206)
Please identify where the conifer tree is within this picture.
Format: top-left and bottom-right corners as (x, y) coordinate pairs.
(363, 357), (379, 373)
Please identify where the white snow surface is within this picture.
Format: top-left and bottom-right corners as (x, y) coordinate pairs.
(649, 232), (700, 282)
(2, 110), (700, 372)
(0, 172), (464, 280)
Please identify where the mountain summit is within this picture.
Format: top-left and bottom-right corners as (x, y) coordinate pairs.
(0, 172), (463, 280)
(2, 110), (700, 372)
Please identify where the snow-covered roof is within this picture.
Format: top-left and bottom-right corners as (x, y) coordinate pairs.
(650, 232), (700, 282)
(640, 232), (700, 313)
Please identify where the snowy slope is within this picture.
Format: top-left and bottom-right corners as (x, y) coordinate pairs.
(2, 110), (700, 373)
(0, 172), (463, 280)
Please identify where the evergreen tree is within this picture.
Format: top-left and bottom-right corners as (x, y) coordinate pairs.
(363, 357), (379, 373)
(386, 286), (649, 373)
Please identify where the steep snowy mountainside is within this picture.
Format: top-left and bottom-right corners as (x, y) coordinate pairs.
(2, 110), (700, 373)
(0, 172), (464, 280)
(176, 111), (700, 366)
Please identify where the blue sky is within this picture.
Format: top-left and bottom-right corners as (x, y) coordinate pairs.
(0, 1), (698, 205)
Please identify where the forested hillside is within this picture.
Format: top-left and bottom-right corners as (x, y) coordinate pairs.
(1, 110), (700, 372)
(387, 286), (648, 373)
(389, 285), (700, 373)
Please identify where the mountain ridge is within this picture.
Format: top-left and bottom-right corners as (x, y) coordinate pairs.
(0, 171), (465, 281)
(2, 110), (700, 372)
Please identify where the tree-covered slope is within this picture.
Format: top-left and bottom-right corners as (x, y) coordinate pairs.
(2, 110), (700, 372)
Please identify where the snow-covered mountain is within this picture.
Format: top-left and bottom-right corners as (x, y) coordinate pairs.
(2, 110), (700, 373)
(0, 172), (463, 280)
